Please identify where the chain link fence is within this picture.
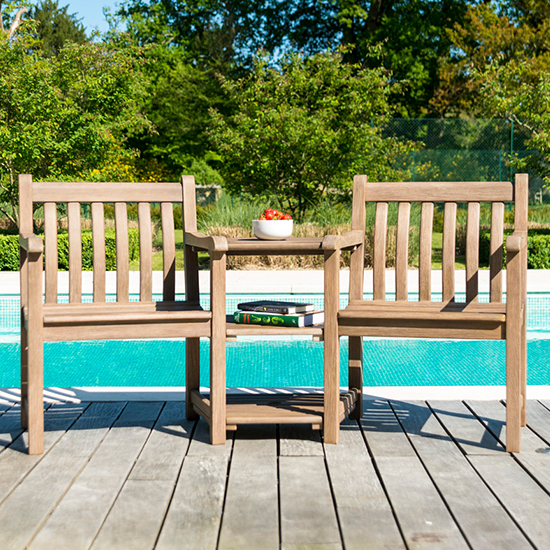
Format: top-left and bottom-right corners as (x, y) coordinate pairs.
(381, 118), (548, 203)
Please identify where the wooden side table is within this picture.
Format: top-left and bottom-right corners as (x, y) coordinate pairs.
(181, 179), (363, 444)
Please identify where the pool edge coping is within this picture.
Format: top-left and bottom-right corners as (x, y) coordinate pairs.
(1, 385), (549, 405)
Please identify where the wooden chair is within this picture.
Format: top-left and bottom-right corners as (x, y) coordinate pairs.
(19, 174), (211, 454)
(324, 174), (529, 452)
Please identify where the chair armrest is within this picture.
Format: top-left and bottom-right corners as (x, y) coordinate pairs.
(184, 231), (228, 252)
(19, 234), (43, 256)
(506, 231), (528, 254)
(322, 230), (364, 251)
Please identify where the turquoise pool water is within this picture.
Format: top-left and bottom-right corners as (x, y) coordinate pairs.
(1, 293), (549, 387)
(0, 334), (549, 387)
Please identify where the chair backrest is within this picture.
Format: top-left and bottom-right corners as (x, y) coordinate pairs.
(19, 174), (198, 304)
(349, 174), (529, 304)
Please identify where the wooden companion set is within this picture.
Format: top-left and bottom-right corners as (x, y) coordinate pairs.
(19, 173), (528, 454)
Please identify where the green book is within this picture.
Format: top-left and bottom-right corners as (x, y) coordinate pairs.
(233, 310), (324, 327)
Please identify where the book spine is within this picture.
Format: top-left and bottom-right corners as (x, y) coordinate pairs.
(237, 305), (294, 314)
(233, 311), (299, 327)
(261, 306), (293, 314)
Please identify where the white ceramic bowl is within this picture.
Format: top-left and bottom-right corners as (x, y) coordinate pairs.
(252, 219), (293, 240)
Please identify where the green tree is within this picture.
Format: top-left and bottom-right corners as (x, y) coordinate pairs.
(476, 61), (550, 183)
(0, 25), (151, 224)
(432, 1), (550, 116)
(28, 0), (86, 55)
(209, 48), (412, 220)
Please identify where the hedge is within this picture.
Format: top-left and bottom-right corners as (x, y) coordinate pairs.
(0, 229), (140, 271)
(480, 228), (550, 269)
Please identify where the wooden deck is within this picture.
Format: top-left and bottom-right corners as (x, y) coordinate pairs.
(1, 396), (550, 549)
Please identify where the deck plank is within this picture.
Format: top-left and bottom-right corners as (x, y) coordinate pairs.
(280, 455), (342, 549)
(468, 400), (550, 496)
(428, 400), (505, 455)
(324, 418), (406, 550)
(469, 455), (550, 549)
(156, 419), (233, 550)
(0, 404), (92, 550)
(0, 404), (25, 455)
(0, 402), (85, 504)
(394, 400), (532, 549)
(89, 403), (194, 550)
(218, 425), (279, 550)
(28, 402), (162, 550)
(361, 400), (469, 549)
(280, 423), (324, 456)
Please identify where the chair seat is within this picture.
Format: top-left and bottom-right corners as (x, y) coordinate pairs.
(39, 301), (211, 341)
(42, 301), (210, 324)
(338, 300), (507, 340)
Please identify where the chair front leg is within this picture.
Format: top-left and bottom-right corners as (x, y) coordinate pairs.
(26, 254), (44, 455)
(323, 248), (340, 444)
(185, 337), (200, 420)
(209, 250), (227, 445)
(348, 336), (363, 420)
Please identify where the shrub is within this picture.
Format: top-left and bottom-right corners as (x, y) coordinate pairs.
(480, 228), (550, 268)
(0, 229), (140, 271)
(0, 235), (21, 271)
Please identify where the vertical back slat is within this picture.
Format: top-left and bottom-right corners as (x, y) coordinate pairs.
(466, 202), (480, 303)
(442, 202), (457, 302)
(91, 203), (106, 302)
(489, 202), (504, 302)
(161, 202), (176, 301)
(43, 202), (58, 303)
(67, 202), (82, 303)
(419, 202), (434, 302)
(373, 202), (388, 300)
(138, 202), (153, 302)
(115, 202), (129, 302)
(395, 202), (411, 301)
(182, 176), (199, 304)
(349, 175), (366, 302)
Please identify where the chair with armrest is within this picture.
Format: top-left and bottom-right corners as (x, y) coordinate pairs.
(19, 174), (211, 454)
(324, 173), (528, 452)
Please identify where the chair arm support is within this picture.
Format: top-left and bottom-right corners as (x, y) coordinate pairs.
(185, 231), (228, 252)
(506, 231), (528, 254)
(19, 234), (43, 256)
(322, 230), (364, 251)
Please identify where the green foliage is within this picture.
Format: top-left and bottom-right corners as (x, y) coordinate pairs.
(28, 0), (86, 55)
(480, 228), (550, 268)
(209, 49), (412, 221)
(0, 229), (140, 271)
(0, 233), (20, 270)
(0, 24), (152, 224)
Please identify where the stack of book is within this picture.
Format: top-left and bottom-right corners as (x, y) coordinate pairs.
(233, 300), (324, 327)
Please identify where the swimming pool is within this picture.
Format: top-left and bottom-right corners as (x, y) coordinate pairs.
(1, 293), (550, 388)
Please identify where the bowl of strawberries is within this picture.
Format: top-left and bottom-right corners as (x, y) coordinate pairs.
(252, 208), (293, 240)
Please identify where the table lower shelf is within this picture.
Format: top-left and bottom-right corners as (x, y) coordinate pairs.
(191, 389), (360, 430)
